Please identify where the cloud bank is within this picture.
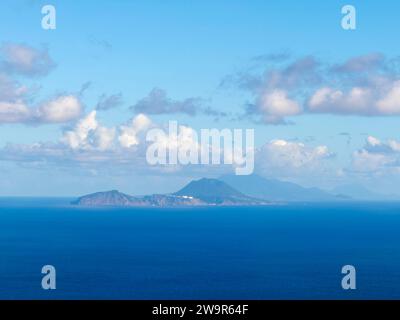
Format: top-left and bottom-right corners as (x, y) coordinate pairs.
(228, 53), (400, 124)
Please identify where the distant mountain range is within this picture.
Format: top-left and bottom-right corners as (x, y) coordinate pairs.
(219, 174), (343, 202)
(330, 184), (398, 201)
(73, 174), (395, 207)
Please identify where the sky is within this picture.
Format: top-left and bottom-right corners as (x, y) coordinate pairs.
(1, 0), (400, 196)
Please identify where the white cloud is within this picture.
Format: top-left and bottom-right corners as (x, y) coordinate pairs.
(352, 136), (400, 174)
(233, 53), (400, 122)
(376, 81), (400, 114)
(352, 149), (391, 173)
(37, 95), (83, 123)
(0, 112), (251, 177)
(366, 136), (381, 147)
(256, 139), (333, 178)
(0, 43), (81, 125)
(308, 86), (373, 115)
(94, 126), (116, 151)
(118, 113), (152, 148)
(62, 111), (115, 151)
(388, 140), (400, 152)
(364, 135), (400, 154)
(257, 89), (301, 124)
(147, 123), (200, 155)
(307, 81), (400, 116)
(62, 111), (98, 149)
(0, 95), (83, 124)
(240, 56), (318, 124)
(61, 112), (153, 153)
(307, 66), (400, 116)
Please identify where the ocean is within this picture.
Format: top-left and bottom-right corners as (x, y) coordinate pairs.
(1, 199), (400, 299)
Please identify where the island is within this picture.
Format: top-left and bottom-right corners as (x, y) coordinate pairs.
(72, 178), (269, 207)
(72, 174), (361, 207)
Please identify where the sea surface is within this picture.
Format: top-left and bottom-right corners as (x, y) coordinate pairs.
(1, 198), (400, 299)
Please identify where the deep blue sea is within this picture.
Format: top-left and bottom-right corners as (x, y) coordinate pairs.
(1, 199), (400, 299)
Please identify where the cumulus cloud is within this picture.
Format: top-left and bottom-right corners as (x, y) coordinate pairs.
(228, 52), (400, 123)
(59, 111), (153, 154)
(248, 89), (301, 124)
(227, 56), (320, 124)
(0, 113), (174, 172)
(376, 81), (400, 114)
(62, 111), (116, 151)
(0, 95), (83, 124)
(308, 80), (400, 116)
(63, 111), (98, 149)
(304, 54), (400, 117)
(0, 43), (82, 125)
(0, 104), (341, 183)
(146, 123), (201, 164)
(118, 113), (152, 148)
(37, 95), (83, 123)
(0, 43), (55, 77)
(0, 111), (234, 174)
(308, 86), (373, 114)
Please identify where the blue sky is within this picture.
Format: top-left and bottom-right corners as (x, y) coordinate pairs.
(1, 0), (400, 196)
